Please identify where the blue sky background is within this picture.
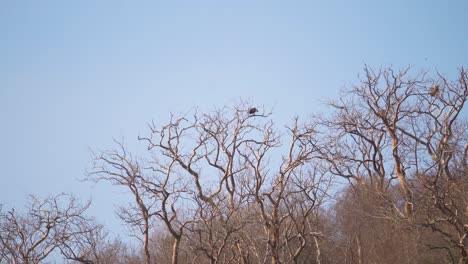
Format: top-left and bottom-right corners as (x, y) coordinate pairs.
(1, 0), (467, 239)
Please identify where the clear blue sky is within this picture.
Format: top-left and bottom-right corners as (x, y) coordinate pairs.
(1, 0), (467, 238)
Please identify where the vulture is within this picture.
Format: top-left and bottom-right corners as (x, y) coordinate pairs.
(248, 107), (258, 115)
(430, 85), (439, 97)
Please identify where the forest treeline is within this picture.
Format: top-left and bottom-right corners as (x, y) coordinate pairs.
(1, 66), (467, 264)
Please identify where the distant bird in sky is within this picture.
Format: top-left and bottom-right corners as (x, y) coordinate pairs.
(248, 107), (258, 115)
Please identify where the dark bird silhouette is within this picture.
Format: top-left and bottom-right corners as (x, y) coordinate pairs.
(430, 85), (439, 97)
(248, 107), (258, 115)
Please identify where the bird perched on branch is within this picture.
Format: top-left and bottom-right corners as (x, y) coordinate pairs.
(430, 85), (439, 97)
(248, 107), (258, 115)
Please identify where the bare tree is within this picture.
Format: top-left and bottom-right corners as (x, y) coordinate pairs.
(312, 66), (468, 263)
(87, 142), (158, 264)
(60, 222), (121, 264)
(59, 219), (101, 264)
(281, 165), (331, 264)
(62, 225), (137, 264)
(139, 158), (194, 264)
(138, 104), (267, 263)
(241, 117), (326, 264)
(136, 104), (330, 264)
(184, 193), (247, 264)
(312, 66), (424, 219)
(409, 68), (467, 262)
(80, 67), (466, 263)
(0, 194), (94, 264)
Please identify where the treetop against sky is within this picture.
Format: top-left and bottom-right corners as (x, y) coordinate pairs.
(1, 0), (467, 244)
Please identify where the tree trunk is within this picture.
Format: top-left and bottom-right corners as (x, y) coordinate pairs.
(356, 234), (363, 264)
(271, 255), (278, 264)
(314, 235), (321, 264)
(143, 221), (150, 264)
(460, 246), (468, 264)
(270, 228), (280, 264)
(236, 241), (247, 264)
(172, 237), (181, 264)
(387, 129), (413, 220)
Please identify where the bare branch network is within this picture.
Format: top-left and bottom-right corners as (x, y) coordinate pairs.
(1, 66), (467, 264)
